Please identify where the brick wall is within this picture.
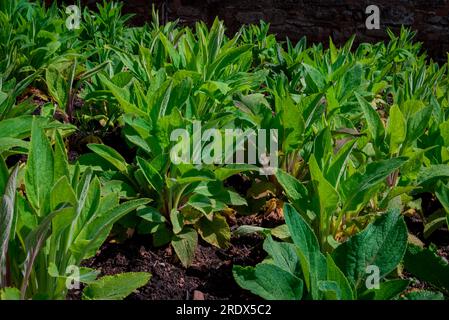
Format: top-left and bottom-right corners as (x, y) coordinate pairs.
(82, 0), (449, 62)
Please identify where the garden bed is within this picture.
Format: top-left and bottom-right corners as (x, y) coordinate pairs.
(1, 1), (449, 302)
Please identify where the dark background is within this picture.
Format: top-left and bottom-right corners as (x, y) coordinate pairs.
(62, 0), (449, 62)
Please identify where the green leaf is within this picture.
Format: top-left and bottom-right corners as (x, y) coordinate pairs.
(263, 236), (299, 275)
(403, 244), (449, 293)
(54, 131), (70, 181)
(71, 199), (150, 261)
(359, 279), (410, 300)
(309, 155), (339, 245)
(417, 165), (449, 185)
(214, 164), (258, 181)
(325, 139), (356, 188)
(0, 164), (19, 288)
(435, 184), (449, 228)
(0, 287), (20, 300)
(284, 203), (327, 299)
(0, 156), (8, 196)
(207, 45), (252, 79)
(0, 138), (29, 153)
(233, 264), (303, 300)
(386, 105), (406, 154)
(233, 225), (270, 237)
(303, 63), (326, 92)
(275, 170), (308, 216)
(170, 209), (184, 234)
(87, 144), (128, 173)
(333, 209), (408, 289)
(399, 290), (444, 300)
(138, 207), (166, 224)
(137, 157), (164, 195)
(25, 119), (54, 215)
(404, 106), (432, 147)
(0, 116), (71, 140)
(98, 74), (147, 117)
(341, 157), (407, 214)
(325, 254), (354, 300)
(152, 224), (172, 247)
(196, 214), (231, 249)
(50, 176), (76, 211)
(171, 227), (198, 268)
(83, 272), (151, 300)
(355, 92), (385, 145)
(48, 263), (99, 284)
(46, 62), (69, 108)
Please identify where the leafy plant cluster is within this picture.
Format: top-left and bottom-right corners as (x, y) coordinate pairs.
(0, 0), (448, 300)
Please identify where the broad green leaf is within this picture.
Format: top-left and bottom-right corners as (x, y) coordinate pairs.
(87, 144), (128, 173)
(275, 169), (308, 216)
(207, 45), (252, 79)
(317, 280), (343, 300)
(303, 63), (326, 92)
(359, 279), (410, 300)
(355, 92), (385, 145)
(152, 223), (172, 247)
(333, 209), (408, 289)
(158, 33), (181, 68)
(83, 272), (151, 300)
(325, 139), (356, 188)
(439, 120), (449, 146)
(170, 209), (184, 234)
(46, 62), (69, 108)
(25, 119), (54, 215)
(186, 194), (225, 218)
(399, 290), (444, 300)
(386, 105), (406, 154)
(263, 236), (299, 275)
(74, 176), (102, 238)
(435, 184), (449, 228)
(214, 164), (258, 181)
(309, 155), (339, 245)
(48, 263), (99, 284)
(196, 214), (231, 249)
(137, 157), (164, 195)
(313, 128), (332, 170)
(0, 287), (20, 300)
(233, 225), (270, 237)
(71, 198), (150, 261)
(0, 165), (19, 288)
(0, 116), (72, 140)
(0, 138), (29, 153)
(418, 165), (449, 185)
(341, 157), (407, 213)
(171, 227), (198, 268)
(54, 131), (70, 181)
(0, 156), (8, 195)
(98, 74), (147, 117)
(404, 106), (432, 147)
(284, 203), (327, 299)
(403, 244), (449, 293)
(138, 207), (166, 224)
(325, 254), (354, 300)
(233, 264), (303, 300)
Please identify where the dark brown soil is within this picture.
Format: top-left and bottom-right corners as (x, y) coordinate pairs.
(69, 216), (269, 300)
(67, 196), (447, 301)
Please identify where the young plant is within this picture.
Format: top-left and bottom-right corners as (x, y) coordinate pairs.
(0, 118), (151, 300)
(233, 204), (415, 300)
